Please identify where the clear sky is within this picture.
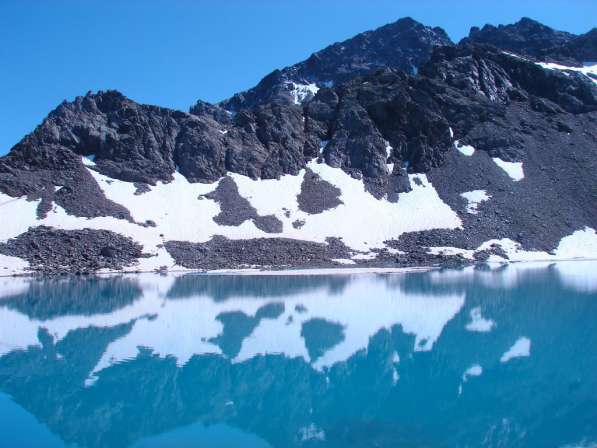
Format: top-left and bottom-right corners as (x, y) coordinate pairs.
(1, 0), (595, 155)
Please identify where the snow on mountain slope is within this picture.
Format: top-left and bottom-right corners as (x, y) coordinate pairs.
(536, 62), (597, 85)
(0, 159), (464, 274)
(1, 17), (596, 275)
(232, 160), (462, 250)
(1, 154), (595, 276)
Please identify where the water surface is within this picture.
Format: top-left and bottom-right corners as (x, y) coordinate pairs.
(0, 262), (596, 447)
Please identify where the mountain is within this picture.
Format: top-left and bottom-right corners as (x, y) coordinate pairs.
(463, 17), (597, 65)
(462, 17), (575, 57)
(1, 18), (597, 275)
(217, 17), (453, 110)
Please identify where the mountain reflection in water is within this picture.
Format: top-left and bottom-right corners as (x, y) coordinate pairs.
(0, 262), (595, 448)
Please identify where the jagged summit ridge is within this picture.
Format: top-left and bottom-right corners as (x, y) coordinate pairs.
(463, 17), (597, 65)
(216, 17), (453, 110)
(463, 17), (575, 56)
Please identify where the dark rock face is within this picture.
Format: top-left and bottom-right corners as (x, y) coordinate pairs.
(462, 17), (575, 59)
(297, 168), (342, 214)
(463, 18), (597, 65)
(0, 90), (317, 189)
(0, 226), (147, 274)
(164, 236), (353, 270)
(133, 182), (151, 195)
(218, 17), (453, 110)
(202, 176), (283, 233)
(0, 145), (133, 220)
(398, 102), (597, 253)
(547, 29), (597, 64)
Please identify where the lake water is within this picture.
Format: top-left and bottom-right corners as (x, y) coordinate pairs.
(0, 262), (596, 448)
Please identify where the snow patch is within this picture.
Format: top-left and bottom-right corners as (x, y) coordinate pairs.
(0, 192), (41, 242)
(332, 258), (356, 265)
(555, 227), (597, 259)
(384, 141), (393, 159)
(288, 82), (319, 105)
(492, 158), (524, 181)
(454, 140), (475, 156)
(460, 190), (491, 214)
(82, 155), (96, 166)
(537, 62), (597, 85)
(0, 254), (29, 277)
(477, 239), (550, 262)
(319, 140), (329, 154)
(502, 51), (529, 61)
(351, 252), (377, 261)
(427, 246), (475, 260)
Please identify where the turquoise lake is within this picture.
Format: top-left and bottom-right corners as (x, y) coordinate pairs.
(0, 262), (595, 447)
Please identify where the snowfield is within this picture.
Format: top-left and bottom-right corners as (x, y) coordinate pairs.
(454, 140), (476, 156)
(0, 157), (596, 276)
(492, 158), (525, 181)
(537, 62), (597, 85)
(461, 190), (491, 214)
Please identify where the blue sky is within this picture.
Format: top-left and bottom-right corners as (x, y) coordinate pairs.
(1, 0), (595, 155)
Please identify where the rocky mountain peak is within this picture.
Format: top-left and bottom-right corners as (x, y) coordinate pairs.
(547, 28), (597, 63)
(218, 17), (453, 110)
(463, 17), (575, 58)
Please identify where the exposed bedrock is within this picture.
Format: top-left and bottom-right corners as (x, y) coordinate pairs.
(0, 146), (133, 221)
(396, 106), (597, 253)
(0, 226), (148, 274)
(461, 17), (575, 59)
(164, 236), (353, 270)
(202, 176), (283, 233)
(219, 17), (453, 110)
(2, 41), (595, 207)
(297, 168), (343, 214)
(462, 17), (597, 64)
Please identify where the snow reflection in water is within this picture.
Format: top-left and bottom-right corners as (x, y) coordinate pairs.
(0, 261), (595, 448)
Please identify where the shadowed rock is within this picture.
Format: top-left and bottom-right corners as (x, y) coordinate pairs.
(297, 168), (343, 214)
(203, 176), (283, 233)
